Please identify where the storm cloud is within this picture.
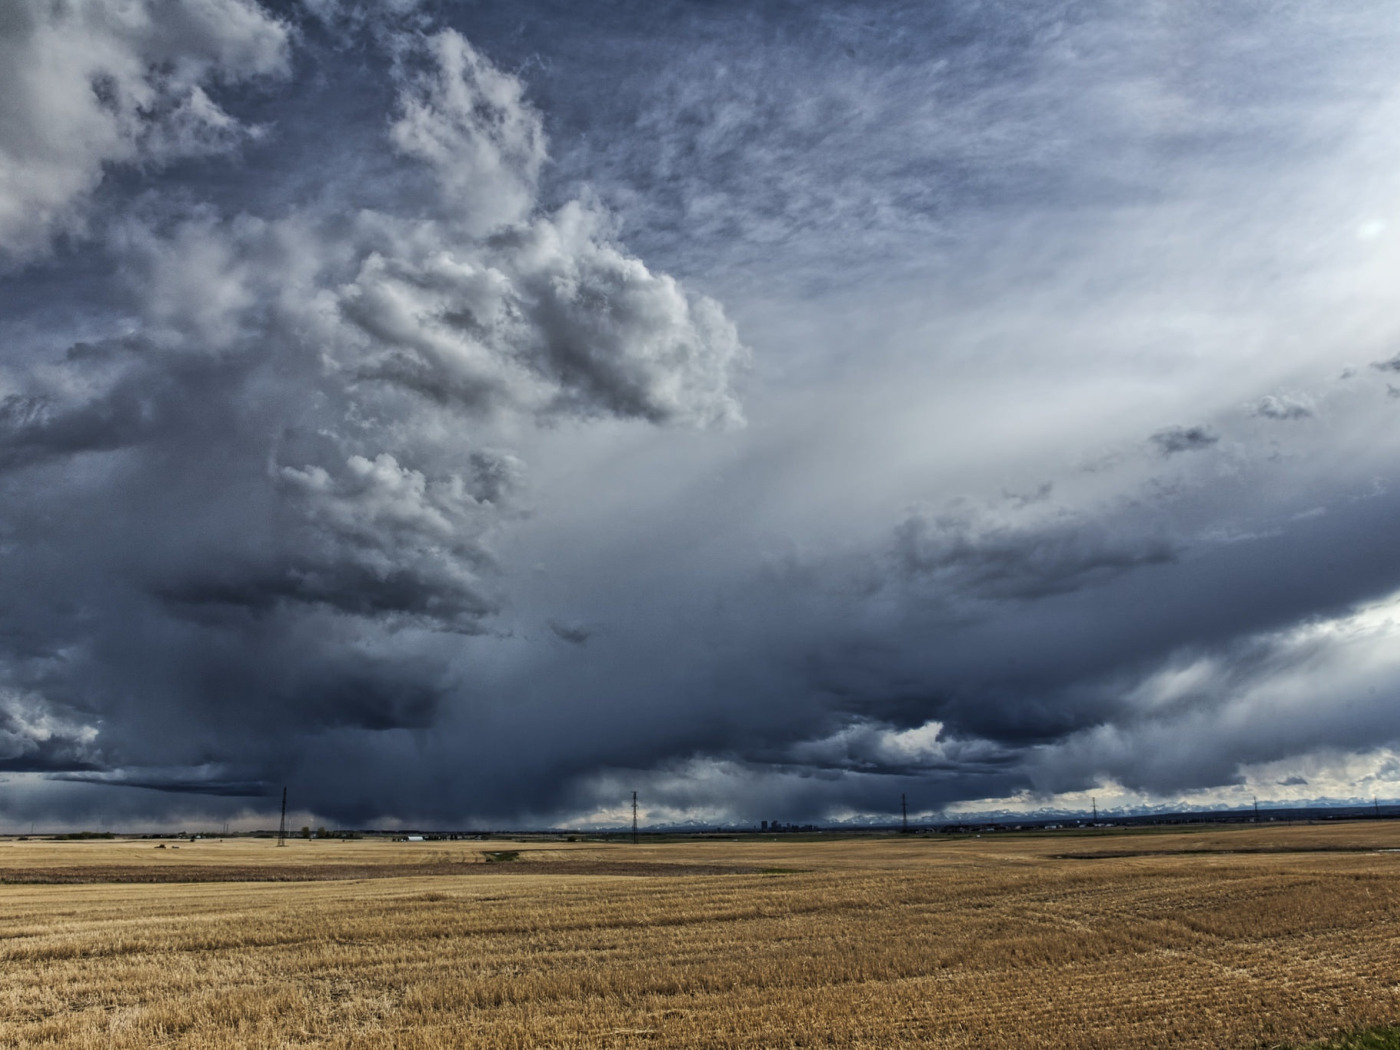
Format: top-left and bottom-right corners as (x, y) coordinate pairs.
(1150, 425), (1219, 456)
(4, 0), (1400, 830)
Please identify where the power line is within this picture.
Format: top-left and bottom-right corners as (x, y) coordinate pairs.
(277, 786), (288, 847)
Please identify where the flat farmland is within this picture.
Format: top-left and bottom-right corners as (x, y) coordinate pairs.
(2, 823), (1399, 1048)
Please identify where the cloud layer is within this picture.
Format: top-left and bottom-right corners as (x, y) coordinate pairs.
(4, 0), (1400, 829)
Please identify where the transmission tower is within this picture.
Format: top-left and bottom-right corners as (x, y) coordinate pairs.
(1092, 797), (1097, 824)
(277, 786), (288, 847)
(901, 793), (908, 833)
(631, 791), (638, 845)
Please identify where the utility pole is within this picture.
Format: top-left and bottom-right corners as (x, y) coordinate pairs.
(631, 791), (638, 845)
(277, 787), (288, 847)
(901, 793), (908, 833)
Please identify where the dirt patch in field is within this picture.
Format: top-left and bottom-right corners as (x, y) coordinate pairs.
(0, 860), (764, 884)
(1052, 846), (1388, 860)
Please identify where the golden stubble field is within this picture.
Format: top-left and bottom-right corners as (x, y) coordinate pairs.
(2, 822), (1399, 1049)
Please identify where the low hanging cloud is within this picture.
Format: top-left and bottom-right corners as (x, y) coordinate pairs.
(784, 720), (1016, 778)
(157, 451), (507, 629)
(548, 619), (594, 646)
(1022, 589), (1400, 798)
(0, 689), (101, 773)
(891, 501), (1177, 605)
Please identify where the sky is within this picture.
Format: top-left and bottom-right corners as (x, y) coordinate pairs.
(3, 0), (1400, 831)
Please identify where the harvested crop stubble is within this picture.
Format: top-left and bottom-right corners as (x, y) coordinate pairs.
(0, 860), (755, 884)
(0, 823), (1398, 1048)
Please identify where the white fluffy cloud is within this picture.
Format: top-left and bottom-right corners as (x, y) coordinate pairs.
(0, 688), (99, 770)
(336, 199), (745, 425)
(0, 0), (291, 266)
(390, 29), (545, 235)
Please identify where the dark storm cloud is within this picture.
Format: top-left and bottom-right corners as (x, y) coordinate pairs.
(0, 339), (226, 468)
(548, 620), (593, 646)
(1150, 425), (1218, 456)
(891, 503), (1177, 603)
(51, 769), (268, 797)
(565, 436), (1400, 816)
(862, 480), (1400, 798)
(0, 2), (744, 814)
(156, 558), (499, 627)
(453, 457), (1400, 823)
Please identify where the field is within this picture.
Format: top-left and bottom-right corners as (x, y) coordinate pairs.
(2, 823), (1399, 1048)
